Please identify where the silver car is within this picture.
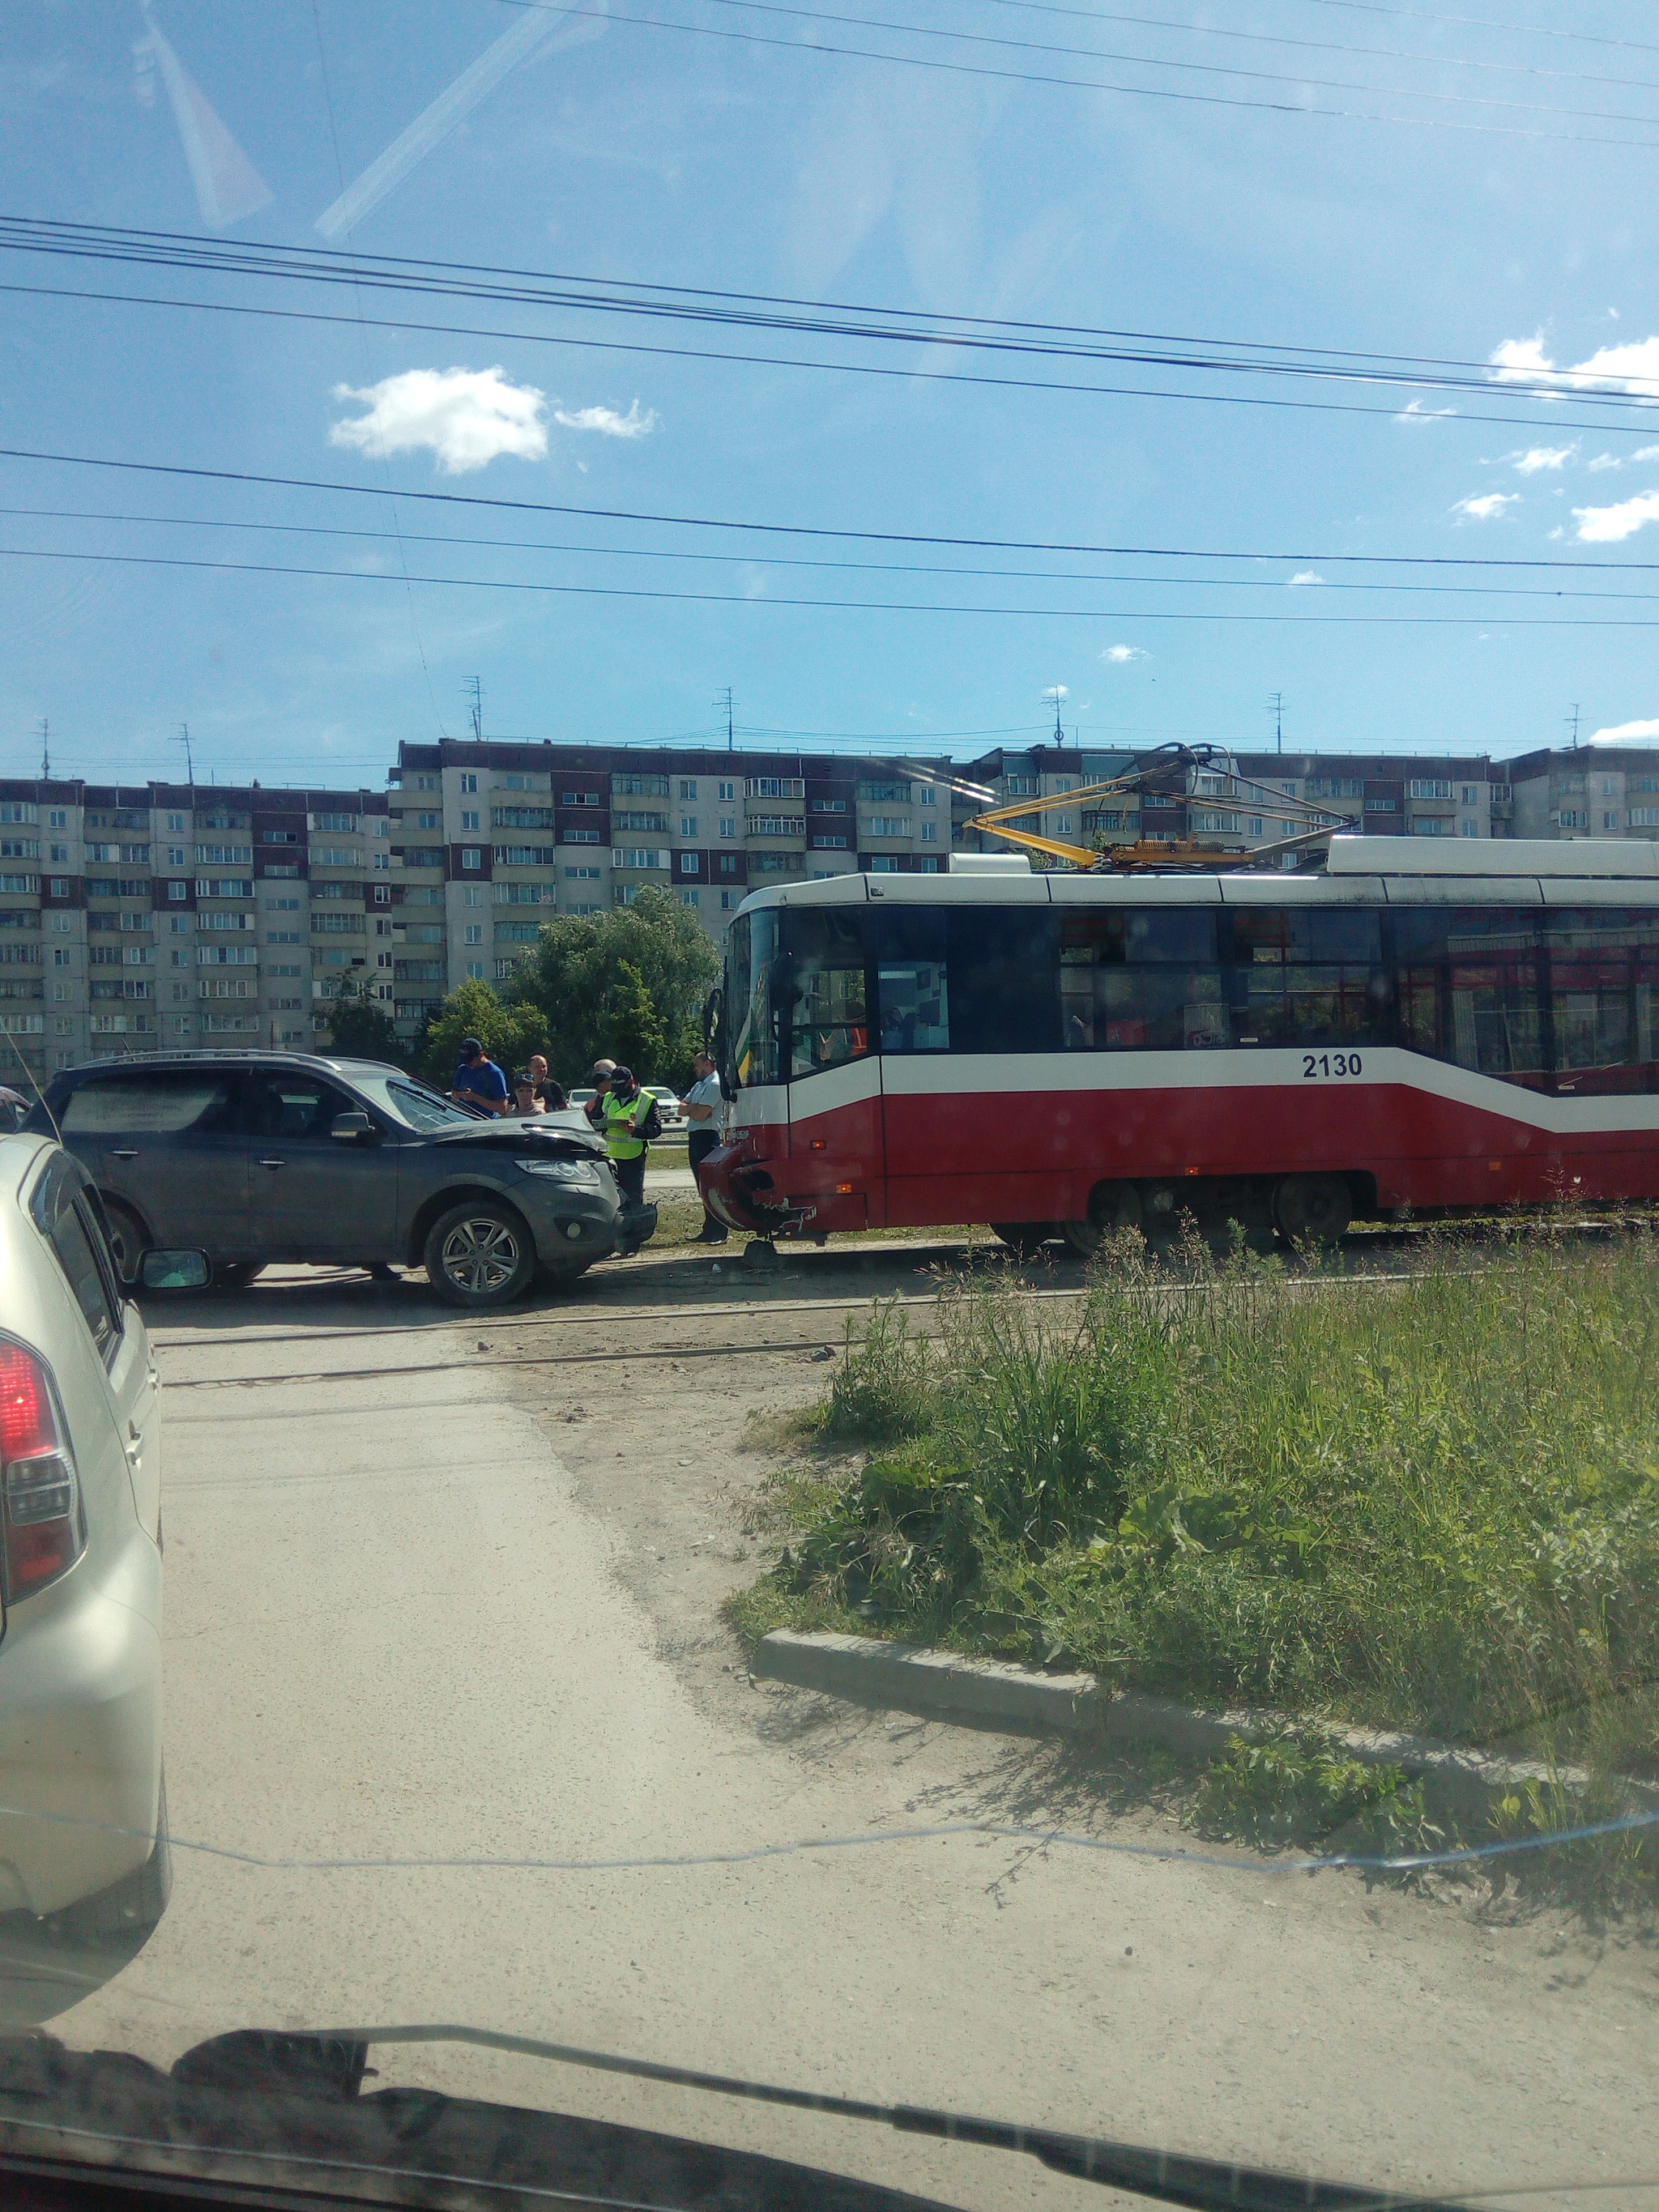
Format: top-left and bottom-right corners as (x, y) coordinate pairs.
(0, 1134), (173, 1929)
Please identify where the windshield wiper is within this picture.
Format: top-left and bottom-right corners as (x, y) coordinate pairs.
(255, 2023), (1475, 2212)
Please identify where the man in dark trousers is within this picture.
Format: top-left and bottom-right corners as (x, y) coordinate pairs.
(600, 1064), (652, 1210)
(680, 1048), (727, 1245)
(451, 1037), (509, 1116)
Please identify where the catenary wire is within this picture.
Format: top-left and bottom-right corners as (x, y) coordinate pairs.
(7, 541), (1659, 624)
(1295, 0), (1659, 63)
(4, 441), (1657, 573)
(10, 501), (1659, 603)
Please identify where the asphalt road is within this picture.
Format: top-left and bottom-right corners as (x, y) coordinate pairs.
(25, 1263), (1659, 2212)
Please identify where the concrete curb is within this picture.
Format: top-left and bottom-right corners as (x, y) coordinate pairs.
(753, 1630), (1627, 1820)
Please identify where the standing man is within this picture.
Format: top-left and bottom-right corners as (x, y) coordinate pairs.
(452, 1036), (510, 1116)
(680, 1049), (727, 1246)
(601, 1063), (651, 1210)
(527, 1052), (567, 1110)
(584, 1059), (616, 1135)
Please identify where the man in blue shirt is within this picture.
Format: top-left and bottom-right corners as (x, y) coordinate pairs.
(451, 1037), (510, 1116)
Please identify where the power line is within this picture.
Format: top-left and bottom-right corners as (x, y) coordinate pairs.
(6, 219), (1656, 408)
(7, 540), (1659, 624)
(1294, 0), (1659, 65)
(971, 0), (1659, 95)
(18, 497), (1659, 600)
(481, 0), (1659, 146)
(6, 439), (1659, 573)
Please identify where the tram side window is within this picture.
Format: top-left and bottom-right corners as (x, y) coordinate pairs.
(784, 910), (871, 1078)
(1393, 907), (1547, 1090)
(876, 909), (950, 1054)
(1227, 906), (1388, 1046)
(729, 910), (783, 1088)
(1060, 909), (1227, 1051)
(1545, 908), (1659, 1094)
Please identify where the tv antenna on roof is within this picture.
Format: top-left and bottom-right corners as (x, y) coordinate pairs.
(173, 722), (195, 787)
(1269, 691), (1285, 756)
(1567, 702), (1581, 749)
(715, 685), (735, 752)
(464, 676), (483, 743)
(37, 718), (49, 780)
(1043, 684), (1067, 748)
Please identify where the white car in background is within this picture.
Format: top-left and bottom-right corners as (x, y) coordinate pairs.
(0, 1135), (197, 1930)
(643, 1085), (687, 1135)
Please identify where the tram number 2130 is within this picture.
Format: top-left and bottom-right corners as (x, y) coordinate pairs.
(1302, 1052), (1363, 1079)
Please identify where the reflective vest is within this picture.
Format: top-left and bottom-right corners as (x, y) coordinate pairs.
(603, 1085), (648, 1160)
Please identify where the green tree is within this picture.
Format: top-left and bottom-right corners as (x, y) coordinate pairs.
(419, 979), (550, 1090)
(601, 959), (669, 1077)
(510, 886), (719, 1087)
(319, 975), (407, 1065)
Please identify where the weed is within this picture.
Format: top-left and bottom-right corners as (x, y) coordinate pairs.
(1189, 1725), (1446, 1872)
(823, 1298), (934, 1443)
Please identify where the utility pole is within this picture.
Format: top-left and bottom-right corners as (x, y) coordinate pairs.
(1566, 702), (1581, 749)
(36, 719), (49, 780)
(1269, 691), (1284, 756)
(464, 677), (483, 743)
(174, 722), (195, 788)
(715, 686), (735, 752)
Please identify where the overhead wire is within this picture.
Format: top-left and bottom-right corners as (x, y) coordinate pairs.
(11, 499), (1659, 603)
(6, 540), (1659, 624)
(3, 441), (1655, 573)
(5, 217), (1654, 408)
(1294, 0), (1659, 63)
(479, 0), (1659, 145)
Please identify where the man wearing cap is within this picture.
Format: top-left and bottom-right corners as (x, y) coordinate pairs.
(600, 1064), (652, 1209)
(452, 1037), (510, 1117)
(583, 1058), (616, 1136)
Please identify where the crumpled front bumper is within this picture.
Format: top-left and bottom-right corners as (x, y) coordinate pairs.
(700, 1144), (817, 1238)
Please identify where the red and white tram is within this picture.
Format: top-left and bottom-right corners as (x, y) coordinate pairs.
(700, 836), (1659, 1251)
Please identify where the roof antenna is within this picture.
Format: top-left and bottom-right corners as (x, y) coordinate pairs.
(1044, 684), (1067, 748)
(1270, 690), (1284, 756)
(37, 718), (50, 780)
(1566, 701), (1581, 749)
(464, 676), (483, 743)
(716, 685), (735, 752)
(174, 722), (195, 788)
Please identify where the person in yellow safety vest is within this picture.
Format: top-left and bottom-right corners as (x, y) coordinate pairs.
(601, 1063), (652, 1211)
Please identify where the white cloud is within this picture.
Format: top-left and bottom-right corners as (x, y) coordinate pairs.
(551, 399), (658, 438)
(1591, 719), (1659, 744)
(1509, 444), (1574, 475)
(1589, 453), (1623, 471)
(1287, 571), (1324, 586)
(330, 366), (547, 475)
(1637, 444), (1659, 461)
(1452, 492), (1520, 521)
(1100, 644), (1146, 664)
(1396, 399), (1456, 424)
(1573, 490), (1659, 543)
(1043, 682), (1070, 698)
(1489, 334), (1659, 399)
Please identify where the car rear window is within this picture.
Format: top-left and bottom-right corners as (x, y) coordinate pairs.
(60, 1073), (237, 1135)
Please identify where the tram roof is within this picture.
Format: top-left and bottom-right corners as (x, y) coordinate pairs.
(735, 836), (1659, 918)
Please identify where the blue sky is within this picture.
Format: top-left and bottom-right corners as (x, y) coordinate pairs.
(4, 0), (1659, 786)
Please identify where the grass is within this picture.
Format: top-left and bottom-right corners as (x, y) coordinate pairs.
(728, 1220), (1659, 1899)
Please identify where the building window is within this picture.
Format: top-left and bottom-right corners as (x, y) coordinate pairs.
(812, 834), (847, 849)
(460, 811), (480, 831)
(679, 852), (698, 876)
(812, 798), (847, 813)
(1604, 811), (1621, 831)
(1631, 808), (1659, 828)
(415, 811), (440, 829)
(563, 826), (600, 845)
(1559, 809), (1589, 829)
(459, 773), (477, 794)
(1461, 785), (1481, 804)
(1415, 818), (1445, 836)
(718, 781), (736, 802)
(463, 924), (484, 945)
(680, 816), (697, 837)
(463, 884), (483, 907)
(1604, 778), (1618, 797)
(679, 779), (697, 800)
(719, 816), (736, 838)
(561, 790), (599, 806)
(920, 822), (937, 842)
(869, 855), (900, 872)
(1408, 779), (1452, 801)
(680, 889), (700, 908)
(919, 786), (936, 806)
(565, 865), (600, 880)
(464, 960), (485, 980)
(462, 847), (482, 870)
(721, 890), (737, 910)
(717, 853), (740, 876)
(1461, 820), (1481, 837)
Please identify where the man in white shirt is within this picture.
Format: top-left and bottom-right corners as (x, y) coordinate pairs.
(680, 1050), (727, 1245)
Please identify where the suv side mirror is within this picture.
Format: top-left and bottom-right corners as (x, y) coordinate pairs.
(139, 1250), (211, 1290)
(331, 1111), (377, 1144)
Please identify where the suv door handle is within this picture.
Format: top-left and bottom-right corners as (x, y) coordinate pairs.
(111, 1149), (139, 1161)
(258, 1157), (286, 1170)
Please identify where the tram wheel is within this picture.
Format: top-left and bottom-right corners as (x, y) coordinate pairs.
(1273, 1172), (1353, 1246)
(1062, 1181), (1144, 1256)
(990, 1222), (1056, 1260)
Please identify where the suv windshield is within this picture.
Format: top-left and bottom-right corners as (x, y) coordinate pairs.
(352, 1074), (480, 1132)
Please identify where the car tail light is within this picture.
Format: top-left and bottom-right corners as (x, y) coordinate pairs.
(0, 1342), (83, 1603)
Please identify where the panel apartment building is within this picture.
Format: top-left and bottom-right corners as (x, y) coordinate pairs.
(0, 777), (392, 1087)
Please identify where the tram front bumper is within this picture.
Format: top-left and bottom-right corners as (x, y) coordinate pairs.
(702, 1144), (816, 1237)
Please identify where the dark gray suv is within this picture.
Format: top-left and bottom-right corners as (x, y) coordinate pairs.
(28, 1053), (622, 1310)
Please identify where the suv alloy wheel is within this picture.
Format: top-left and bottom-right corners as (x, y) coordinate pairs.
(424, 1199), (537, 1308)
